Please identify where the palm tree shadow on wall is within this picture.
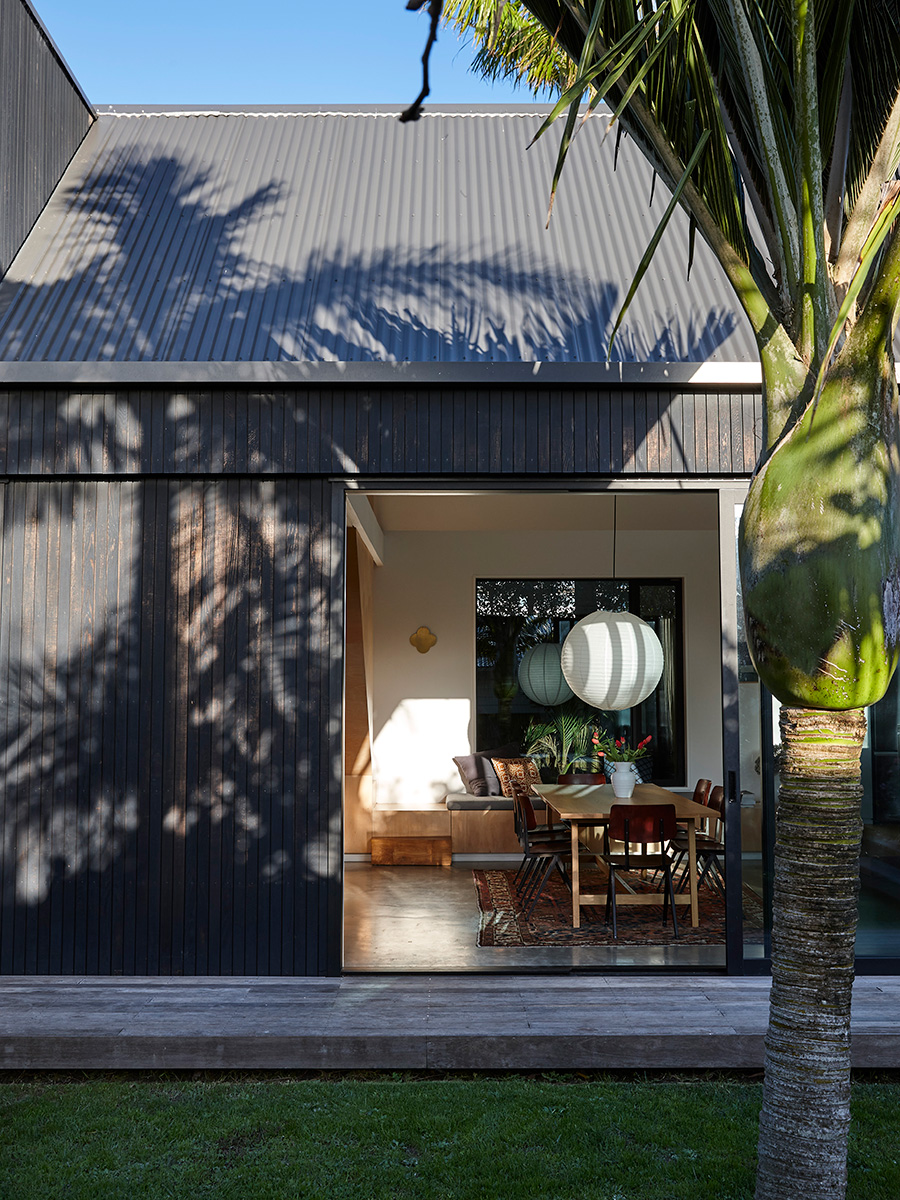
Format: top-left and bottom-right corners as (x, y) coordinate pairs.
(0, 156), (741, 974)
(0, 475), (341, 975)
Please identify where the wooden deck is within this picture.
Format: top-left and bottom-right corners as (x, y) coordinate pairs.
(2, 975), (900, 1071)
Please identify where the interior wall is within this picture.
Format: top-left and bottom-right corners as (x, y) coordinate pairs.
(370, 494), (723, 813)
(343, 530), (374, 854)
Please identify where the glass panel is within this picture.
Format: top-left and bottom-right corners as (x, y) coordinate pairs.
(859, 673), (900, 956)
(735, 505), (773, 961)
(474, 577), (685, 785)
(735, 502), (900, 961)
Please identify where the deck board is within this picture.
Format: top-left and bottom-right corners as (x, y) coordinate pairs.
(1, 975), (899, 1070)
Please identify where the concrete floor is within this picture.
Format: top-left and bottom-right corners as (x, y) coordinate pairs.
(342, 859), (727, 972)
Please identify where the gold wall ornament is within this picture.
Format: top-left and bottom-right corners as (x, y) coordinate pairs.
(410, 625), (437, 654)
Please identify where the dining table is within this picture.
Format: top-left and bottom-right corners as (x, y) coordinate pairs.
(534, 781), (712, 929)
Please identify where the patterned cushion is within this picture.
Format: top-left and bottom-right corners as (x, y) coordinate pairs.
(452, 743), (519, 795)
(491, 757), (542, 798)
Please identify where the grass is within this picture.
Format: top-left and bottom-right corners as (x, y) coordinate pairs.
(0, 1074), (898, 1199)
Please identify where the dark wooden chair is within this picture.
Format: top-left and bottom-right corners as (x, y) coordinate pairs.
(650, 778), (713, 891)
(510, 786), (570, 895)
(600, 804), (679, 939)
(556, 772), (607, 784)
(691, 777), (713, 813)
(511, 788), (594, 918)
(672, 784), (725, 898)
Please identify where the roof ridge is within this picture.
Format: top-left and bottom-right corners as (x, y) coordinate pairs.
(104, 109), (550, 120)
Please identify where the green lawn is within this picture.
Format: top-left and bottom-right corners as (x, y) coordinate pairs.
(0, 1075), (897, 1199)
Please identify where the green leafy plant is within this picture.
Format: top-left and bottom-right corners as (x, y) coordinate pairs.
(524, 702), (607, 773)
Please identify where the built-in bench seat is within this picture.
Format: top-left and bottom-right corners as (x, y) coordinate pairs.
(441, 793), (532, 854)
(443, 792), (545, 811)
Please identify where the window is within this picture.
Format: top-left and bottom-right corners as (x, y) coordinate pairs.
(475, 578), (685, 785)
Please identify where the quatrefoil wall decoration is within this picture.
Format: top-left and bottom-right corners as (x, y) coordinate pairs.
(410, 625), (437, 654)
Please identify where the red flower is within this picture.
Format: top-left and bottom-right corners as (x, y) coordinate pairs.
(638, 735), (652, 749)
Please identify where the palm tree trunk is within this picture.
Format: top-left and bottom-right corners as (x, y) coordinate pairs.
(755, 706), (866, 1200)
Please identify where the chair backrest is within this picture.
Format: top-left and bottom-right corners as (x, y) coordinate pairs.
(557, 772), (606, 784)
(707, 785), (725, 836)
(511, 786), (538, 833)
(692, 778), (713, 806)
(608, 803), (677, 845)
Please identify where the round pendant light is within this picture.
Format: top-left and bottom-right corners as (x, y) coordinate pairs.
(560, 610), (664, 711)
(517, 642), (574, 706)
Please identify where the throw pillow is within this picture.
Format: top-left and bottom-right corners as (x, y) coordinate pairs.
(491, 756), (542, 798)
(452, 743), (519, 795)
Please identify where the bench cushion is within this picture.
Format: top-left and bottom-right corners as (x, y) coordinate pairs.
(444, 793), (544, 812)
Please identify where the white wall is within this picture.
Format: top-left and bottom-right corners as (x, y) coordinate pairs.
(371, 494), (723, 810)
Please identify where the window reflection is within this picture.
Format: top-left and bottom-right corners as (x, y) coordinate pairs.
(475, 578), (685, 786)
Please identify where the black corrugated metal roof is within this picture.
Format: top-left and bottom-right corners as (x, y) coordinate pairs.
(0, 105), (756, 365)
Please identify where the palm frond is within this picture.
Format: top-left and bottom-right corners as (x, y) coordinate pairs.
(442, 0), (574, 95)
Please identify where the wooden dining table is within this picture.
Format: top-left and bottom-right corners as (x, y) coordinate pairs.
(534, 782), (712, 929)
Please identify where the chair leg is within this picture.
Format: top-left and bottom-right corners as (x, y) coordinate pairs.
(517, 855), (543, 904)
(521, 853), (557, 909)
(516, 855), (541, 896)
(697, 853), (725, 899)
(667, 848), (688, 889)
(662, 864), (679, 937)
(524, 854), (560, 919)
(606, 866), (618, 939)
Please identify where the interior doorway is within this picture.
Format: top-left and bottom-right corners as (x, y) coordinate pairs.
(342, 487), (735, 973)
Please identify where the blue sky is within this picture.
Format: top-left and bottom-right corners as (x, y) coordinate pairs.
(33, 0), (528, 107)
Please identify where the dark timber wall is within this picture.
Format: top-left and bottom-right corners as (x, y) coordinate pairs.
(0, 0), (93, 277)
(0, 384), (761, 477)
(0, 382), (759, 974)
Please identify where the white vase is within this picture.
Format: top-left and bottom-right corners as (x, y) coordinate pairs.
(609, 761), (638, 799)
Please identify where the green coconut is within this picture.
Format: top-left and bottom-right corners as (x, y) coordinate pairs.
(739, 345), (900, 710)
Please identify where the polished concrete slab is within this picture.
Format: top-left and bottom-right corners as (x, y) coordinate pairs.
(343, 859), (727, 972)
(2, 974), (899, 1070)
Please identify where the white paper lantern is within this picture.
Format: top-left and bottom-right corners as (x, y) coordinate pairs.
(517, 642), (574, 706)
(560, 610), (664, 711)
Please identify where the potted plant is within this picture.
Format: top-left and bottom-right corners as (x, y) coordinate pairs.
(598, 733), (653, 797)
(523, 702), (607, 780)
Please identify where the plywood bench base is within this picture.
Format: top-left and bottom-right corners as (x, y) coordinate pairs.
(370, 836), (452, 866)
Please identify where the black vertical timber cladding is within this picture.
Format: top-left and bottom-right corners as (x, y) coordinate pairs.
(0, 382), (756, 975)
(0, 476), (342, 975)
(0, 0), (94, 277)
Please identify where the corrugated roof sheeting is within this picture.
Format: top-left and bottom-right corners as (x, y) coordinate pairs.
(0, 107), (756, 364)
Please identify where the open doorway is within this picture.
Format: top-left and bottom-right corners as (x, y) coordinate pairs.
(342, 488), (734, 972)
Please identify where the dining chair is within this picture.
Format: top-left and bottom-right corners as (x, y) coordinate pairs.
(600, 804), (679, 938)
(510, 786), (571, 896)
(671, 784), (725, 898)
(511, 788), (595, 919)
(647, 777), (713, 893)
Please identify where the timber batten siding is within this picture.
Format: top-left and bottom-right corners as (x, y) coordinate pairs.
(0, 382), (759, 976)
(0, 384), (762, 477)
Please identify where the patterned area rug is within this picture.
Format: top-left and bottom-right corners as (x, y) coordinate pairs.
(474, 867), (763, 947)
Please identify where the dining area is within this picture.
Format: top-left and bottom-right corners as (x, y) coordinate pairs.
(506, 776), (726, 937)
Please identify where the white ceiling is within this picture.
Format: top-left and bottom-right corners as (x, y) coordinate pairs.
(365, 491), (719, 533)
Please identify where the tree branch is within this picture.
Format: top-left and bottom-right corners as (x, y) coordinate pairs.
(400, 0), (444, 122)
